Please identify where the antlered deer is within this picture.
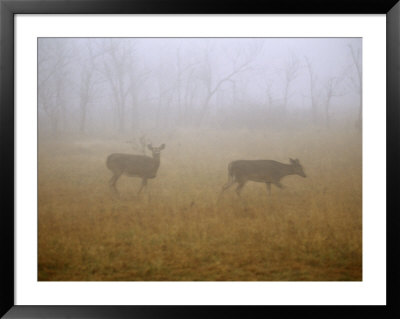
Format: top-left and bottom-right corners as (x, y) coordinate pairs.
(220, 158), (306, 196)
(106, 144), (165, 195)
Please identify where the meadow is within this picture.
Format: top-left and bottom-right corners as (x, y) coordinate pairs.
(38, 126), (362, 281)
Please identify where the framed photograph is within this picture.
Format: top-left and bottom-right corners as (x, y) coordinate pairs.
(1, 0), (398, 318)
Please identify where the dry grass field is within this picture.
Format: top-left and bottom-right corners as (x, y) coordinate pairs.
(38, 127), (362, 281)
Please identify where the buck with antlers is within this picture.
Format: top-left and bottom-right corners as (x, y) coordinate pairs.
(106, 143), (166, 195)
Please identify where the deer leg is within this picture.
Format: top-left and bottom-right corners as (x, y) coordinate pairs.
(109, 172), (122, 194)
(266, 183), (271, 195)
(220, 179), (235, 193)
(138, 178), (148, 194)
(236, 181), (246, 196)
(217, 179), (236, 202)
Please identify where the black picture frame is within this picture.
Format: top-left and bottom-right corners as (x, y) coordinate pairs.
(1, 0), (399, 318)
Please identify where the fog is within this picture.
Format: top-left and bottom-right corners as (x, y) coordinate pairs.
(38, 38), (361, 141)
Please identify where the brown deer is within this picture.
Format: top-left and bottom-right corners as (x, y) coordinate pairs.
(106, 144), (165, 195)
(220, 158), (306, 197)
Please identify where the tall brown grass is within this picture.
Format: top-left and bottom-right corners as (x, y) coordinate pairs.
(38, 127), (362, 281)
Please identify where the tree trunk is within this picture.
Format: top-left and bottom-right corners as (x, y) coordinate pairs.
(356, 95), (362, 130)
(118, 102), (125, 133)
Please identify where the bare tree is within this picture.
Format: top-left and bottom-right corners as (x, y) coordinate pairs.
(323, 76), (345, 127)
(76, 41), (106, 135)
(348, 44), (362, 129)
(305, 56), (318, 124)
(265, 80), (274, 110)
(78, 65), (94, 134)
(182, 67), (198, 125)
(174, 45), (199, 124)
(38, 39), (72, 136)
(281, 53), (300, 116)
(197, 41), (263, 125)
(101, 39), (135, 133)
(128, 63), (151, 135)
(154, 59), (175, 129)
(39, 83), (59, 135)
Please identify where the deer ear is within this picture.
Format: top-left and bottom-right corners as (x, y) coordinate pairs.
(160, 144), (166, 150)
(289, 158), (294, 163)
(147, 144), (153, 150)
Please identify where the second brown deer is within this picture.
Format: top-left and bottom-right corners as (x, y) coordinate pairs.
(220, 158), (306, 197)
(106, 144), (166, 196)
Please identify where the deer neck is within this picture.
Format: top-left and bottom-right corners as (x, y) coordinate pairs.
(285, 164), (296, 176)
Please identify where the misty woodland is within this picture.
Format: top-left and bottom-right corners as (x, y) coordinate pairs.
(38, 38), (362, 281)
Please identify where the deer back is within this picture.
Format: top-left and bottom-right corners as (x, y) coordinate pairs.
(107, 153), (159, 177)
